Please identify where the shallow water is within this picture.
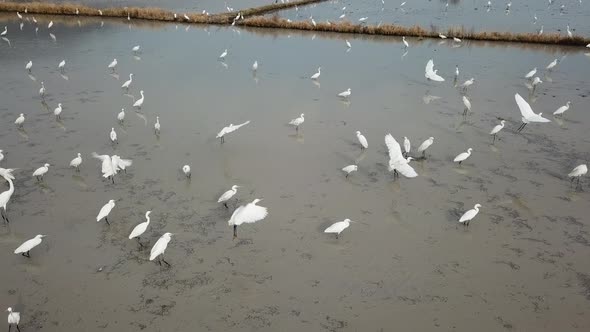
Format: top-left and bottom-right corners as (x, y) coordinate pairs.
(1, 16), (590, 331)
(275, 0), (590, 35)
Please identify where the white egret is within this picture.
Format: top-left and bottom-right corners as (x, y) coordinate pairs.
(117, 108), (125, 122)
(183, 13), (190, 21)
(356, 131), (368, 149)
(39, 81), (45, 98)
(92, 153), (116, 183)
(0, 26), (6, 36)
(110, 128), (118, 144)
(455, 65), (459, 78)
(47, 21), (53, 29)
(228, 198), (268, 238)
(96, 199), (115, 225)
(154, 116), (161, 134)
(182, 165), (191, 178)
(385, 134), (418, 178)
(342, 165), (358, 178)
(107, 58), (117, 71)
(515, 93), (550, 132)
(219, 49), (228, 60)
(218, 185), (240, 208)
(216, 120), (250, 143)
(359, 17), (368, 22)
(324, 219), (353, 238)
(338, 88), (351, 98)
(345, 39), (351, 48)
(252, 60), (258, 72)
(132, 45), (140, 53)
(0, 150), (3, 163)
(17, 12), (22, 19)
(402, 36), (409, 48)
(459, 204), (481, 227)
(121, 73), (133, 89)
(150, 232), (174, 266)
(7, 307), (21, 332)
(453, 37), (462, 43)
(546, 58), (558, 70)
(525, 67), (537, 79)
(417, 137), (434, 157)
(99, 9), (103, 15)
(0, 177), (14, 223)
(70, 153), (82, 171)
(403, 137), (411, 156)
(553, 101), (571, 116)
(53, 103), (62, 119)
(289, 113), (305, 131)
(453, 148), (473, 165)
(58, 59), (65, 72)
(532, 76), (542, 86)
(538, 25), (544, 35)
(14, 234), (46, 257)
(0, 168), (15, 181)
(32, 163), (50, 181)
(339, 13), (345, 19)
(75, 8), (79, 15)
(111, 155), (132, 173)
(490, 120), (506, 143)
(311, 67), (321, 80)
(129, 211), (151, 247)
(133, 90), (144, 108)
(568, 164), (587, 185)
(425, 59), (445, 82)
(462, 96), (472, 115)
(310, 16), (316, 27)
(14, 114), (25, 127)
(25, 60), (32, 72)
(439, 33), (447, 39)
(461, 78), (474, 89)
(567, 25), (573, 38)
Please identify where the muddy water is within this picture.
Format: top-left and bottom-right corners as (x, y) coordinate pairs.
(275, 0), (590, 35)
(1, 17), (590, 331)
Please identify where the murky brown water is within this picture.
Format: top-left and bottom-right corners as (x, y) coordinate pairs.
(1, 16), (590, 331)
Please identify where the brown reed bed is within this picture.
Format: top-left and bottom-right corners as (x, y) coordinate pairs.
(240, 16), (590, 47)
(0, 0), (327, 24)
(1, 1), (588, 46)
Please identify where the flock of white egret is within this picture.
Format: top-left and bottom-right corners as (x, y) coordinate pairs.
(2, 2), (589, 329)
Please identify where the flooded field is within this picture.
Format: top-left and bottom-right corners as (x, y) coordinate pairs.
(1, 14), (590, 331)
(275, 0), (590, 35)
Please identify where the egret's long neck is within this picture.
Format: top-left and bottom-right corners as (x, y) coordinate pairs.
(146, 216), (150, 224)
(8, 178), (14, 195)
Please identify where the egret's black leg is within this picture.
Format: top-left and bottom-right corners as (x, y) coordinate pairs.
(105, 217), (110, 225)
(493, 134), (496, 143)
(15, 325), (20, 332)
(157, 257), (162, 266)
(136, 237), (144, 247)
(233, 224), (237, 238)
(459, 161), (462, 165)
(224, 202), (228, 209)
(9, 323), (11, 332)
(162, 258), (171, 267)
(345, 173), (349, 178)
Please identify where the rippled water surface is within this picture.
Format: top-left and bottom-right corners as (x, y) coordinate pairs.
(1, 14), (590, 331)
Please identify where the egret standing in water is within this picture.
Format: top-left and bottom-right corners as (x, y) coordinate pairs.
(0, 176), (14, 223)
(228, 198), (268, 238)
(58, 59), (65, 72)
(14, 234), (46, 258)
(39, 81), (45, 98)
(385, 134), (418, 178)
(546, 58), (558, 71)
(108, 58), (117, 72)
(14, 114), (25, 127)
(96, 199), (115, 225)
(150, 232), (174, 266)
(324, 219), (354, 238)
(311, 67), (321, 80)
(219, 49), (228, 60)
(53, 103), (62, 119)
(69, 153), (82, 171)
(154, 116), (161, 134)
(216, 121), (250, 143)
(525, 67), (537, 79)
(32, 163), (50, 181)
(338, 88), (351, 98)
(402, 36), (409, 48)
(453, 148), (473, 165)
(356, 131), (368, 149)
(489, 120), (505, 143)
(514, 93), (550, 132)
(110, 128), (118, 144)
(117, 108), (125, 123)
(121, 74), (133, 90)
(132, 45), (140, 54)
(425, 59), (445, 82)
(133, 90), (144, 109)
(403, 137), (411, 157)
(342, 165), (358, 178)
(7, 307), (21, 332)
(25, 60), (32, 72)
(459, 204), (481, 227)
(218, 185), (240, 208)
(182, 165), (191, 178)
(417, 137), (434, 158)
(553, 101), (571, 116)
(92, 153), (116, 183)
(462, 96), (471, 115)
(568, 164), (587, 185)
(252, 60), (258, 72)
(289, 113), (305, 131)
(129, 211), (151, 247)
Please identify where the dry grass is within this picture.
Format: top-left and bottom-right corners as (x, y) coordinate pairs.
(0, 0), (327, 24)
(240, 16), (590, 46)
(1, 1), (588, 46)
